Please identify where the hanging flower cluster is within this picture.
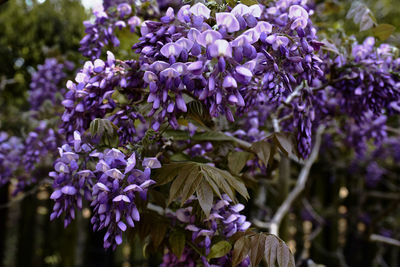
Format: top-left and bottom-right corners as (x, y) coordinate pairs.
(29, 58), (73, 110)
(60, 52), (144, 141)
(49, 131), (161, 248)
(132, 1), (324, 131)
(327, 37), (400, 122)
(13, 121), (61, 193)
(162, 195), (251, 266)
(0, 132), (24, 185)
(80, 2), (141, 59)
(49, 131), (94, 227)
(90, 149), (158, 249)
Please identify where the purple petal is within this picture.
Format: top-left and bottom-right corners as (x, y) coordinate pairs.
(55, 162), (70, 173)
(209, 39), (232, 58)
(131, 206), (140, 221)
(216, 13), (240, 32)
(95, 182), (110, 192)
(118, 221), (127, 231)
(176, 37), (194, 51)
(160, 43), (183, 58)
(105, 168), (124, 179)
(140, 180), (155, 189)
(223, 76), (237, 88)
(255, 21), (272, 35)
(113, 195), (131, 203)
(197, 30), (222, 47)
(160, 68), (180, 79)
(150, 61), (170, 72)
(125, 153), (136, 174)
(142, 157), (162, 169)
(176, 95), (187, 112)
(189, 3), (210, 19)
(236, 66), (253, 78)
(143, 71), (158, 83)
(123, 184), (143, 192)
(115, 235), (123, 245)
(61, 185), (77, 195)
(177, 5), (191, 23)
(96, 160), (110, 172)
(231, 4), (250, 16)
(288, 5), (309, 20)
(50, 190), (62, 200)
(231, 203), (245, 212)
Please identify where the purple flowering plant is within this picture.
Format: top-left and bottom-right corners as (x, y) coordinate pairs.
(2, 0), (400, 266)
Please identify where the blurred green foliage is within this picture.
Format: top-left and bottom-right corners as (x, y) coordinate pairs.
(0, 0), (87, 132)
(314, 0), (400, 45)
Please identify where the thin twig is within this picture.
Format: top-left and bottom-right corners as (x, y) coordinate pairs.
(0, 179), (52, 209)
(370, 234), (400, 247)
(276, 82), (305, 117)
(146, 202), (172, 215)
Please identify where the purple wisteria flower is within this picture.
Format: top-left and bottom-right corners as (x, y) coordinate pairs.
(0, 132), (23, 186)
(90, 149), (158, 249)
(160, 247), (197, 267)
(50, 131), (160, 249)
(328, 37), (400, 122)
(161, 195), (251, 266)
(132, 0), (324, 133)
(29, 58), (72, 110)
(50, 131), (94, 228)
(80, 2), (136, 59)
(13, 121), (62, 194)
(60, 52), (144, 141)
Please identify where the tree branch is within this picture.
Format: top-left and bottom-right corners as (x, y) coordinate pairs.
(0, 179), (52, 210)
(254, 126), (325, 236)
(370, 234), (400, 247)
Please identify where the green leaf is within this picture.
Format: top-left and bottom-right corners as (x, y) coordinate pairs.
(186, 100), (214, 128)
(264, 235), (278, 266)
(181, 172), (202, 205)
(152, 164), (182, 185)
(264, 234), (295, 267)
(164, 130), (190, 140)
(169, 230), (186, 259)
(249, 233), (266, 267)
(225, 175), (250, 200)
(251, 140), (272, 167)
(156, 162), (248, 216)
(227, 0), (237, 7)
(207, 241), (232, 260)
(168, 164), (196, 204)
(202, 166), (236, 201)
(89, 118), (119, 147)
(232, 236), (251, 266)
(196, 180), (214, 216)
(193, 131), (235, 142)
(228, 151), (252, 175)
(241, 0), (258, 6)
(274, 133), (295, 157)
(203, 173), (223, 199)
(89, 118), (100, 136)
(170, 152), (190, 162)
(320, 39), (340, 55)
(203, 164), (249, 200)
(151, 222), (168, 248)
(373, 24), (396, 40)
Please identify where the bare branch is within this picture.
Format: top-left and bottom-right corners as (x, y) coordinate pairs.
(146, 203), (172, 215)
(0, 179), (52, 210)
(370, 234), (400, 247)
(261, 125), (325, 236)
